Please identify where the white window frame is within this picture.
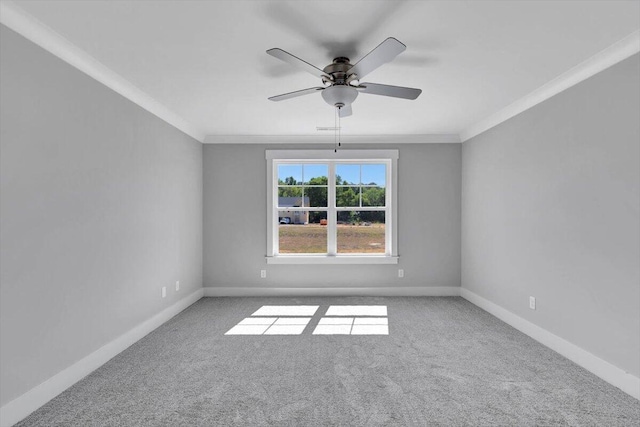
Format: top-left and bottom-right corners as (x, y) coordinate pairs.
(266, 149), (399, 264)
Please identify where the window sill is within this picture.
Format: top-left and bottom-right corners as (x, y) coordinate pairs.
(265, 255), (399, 265)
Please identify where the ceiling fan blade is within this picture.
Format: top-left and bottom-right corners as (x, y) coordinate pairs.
(267, 48), (329, 78)
(357, 82), (422, 100)
(348, 37), (406, 80)
(268, 87), (325, 102)
(338, 104), (352, 118)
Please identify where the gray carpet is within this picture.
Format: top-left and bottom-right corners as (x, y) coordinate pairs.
(16, 297), (640, 426)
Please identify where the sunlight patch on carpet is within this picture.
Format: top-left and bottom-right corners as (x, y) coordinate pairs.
(251, 305), (319, 316)
(325, 305), (387, 316)
(226, 306), (389, 335)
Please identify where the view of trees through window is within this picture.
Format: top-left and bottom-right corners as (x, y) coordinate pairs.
(276, 163), (387, 254)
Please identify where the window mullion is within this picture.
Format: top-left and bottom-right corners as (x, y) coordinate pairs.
(272, 161), (279, 255)
(327, 162), (337, 255)
(388, 158), (395, 256)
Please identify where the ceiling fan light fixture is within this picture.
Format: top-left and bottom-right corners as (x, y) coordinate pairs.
(321, 85), (358, 108)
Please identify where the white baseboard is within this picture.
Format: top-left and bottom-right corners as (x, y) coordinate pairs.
(0, 288), (204, 427)
(203, 286), (461, 297)
(460, 288), (640, 400)
(7, 286), (633, 426)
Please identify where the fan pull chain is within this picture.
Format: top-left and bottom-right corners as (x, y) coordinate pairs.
(334, 106), (338, 153)
(338, 107), (341, 148)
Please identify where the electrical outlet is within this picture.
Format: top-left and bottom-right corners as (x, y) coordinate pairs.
(260, 270), (267, 279)
(162, 287), (167, 298)
(529, 296), (536, 310)
(175, 281), (180, 291)
(398, 269), (404, 278)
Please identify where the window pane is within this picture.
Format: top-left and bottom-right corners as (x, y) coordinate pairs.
(278, 164), (302, 185)
(279, 212), (327, 253)
(278, 187), (303, 207)
(305, 187), (327, 207)
(278, 208), (308, 224)
(336, 164), (360, 185)
(337, 211), (385, 253)
(361, 164), (386, 186)
(361, 186), (385, 207)
(336, 186), (360, 207)
(303, 164), (328, 184)
(308, 211), (328, 224)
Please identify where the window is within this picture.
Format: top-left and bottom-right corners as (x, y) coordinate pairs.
(266, 150), (398, 264)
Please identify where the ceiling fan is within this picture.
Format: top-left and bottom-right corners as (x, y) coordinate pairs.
(267, 37), (422, 117)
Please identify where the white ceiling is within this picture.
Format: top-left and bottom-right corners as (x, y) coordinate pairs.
(3, 0), (640, 141)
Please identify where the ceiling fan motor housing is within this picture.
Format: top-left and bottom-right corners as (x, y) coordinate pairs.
(321, 85), (359, 108)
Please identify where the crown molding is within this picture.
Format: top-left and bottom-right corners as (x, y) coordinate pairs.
(3, 0), (637, 146)
(461, 30), (640, 142)
(203, 134), (461, 144)
(0, 1), (205, 143)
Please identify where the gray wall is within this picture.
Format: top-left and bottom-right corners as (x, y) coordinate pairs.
(204, 143), (461, 289)
(462, 54), (640, 377)
(0, 25), (203, 406)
